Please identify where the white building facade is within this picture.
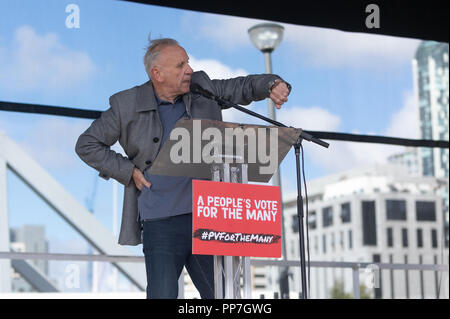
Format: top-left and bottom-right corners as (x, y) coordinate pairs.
(283, 164), (448, 299)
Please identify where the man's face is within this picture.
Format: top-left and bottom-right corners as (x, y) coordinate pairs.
(153, 45), (193, 96)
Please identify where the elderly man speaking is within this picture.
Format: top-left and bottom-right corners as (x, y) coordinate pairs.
(75, 38), (290, 299)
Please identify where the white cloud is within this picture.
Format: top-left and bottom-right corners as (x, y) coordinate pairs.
(185, 12), (421, 69)
(189, 55), (248, 79)
(19, 117), (89, 170)
(283, 25), (421, 69)
(385, 91), (420, 139)
(189, 54), (254, 124)
(275, 91), (419, 174)
(277, 105), (341, 131)
(276, 104), (390, 173)
(1, 55), (250, 169)
(183, 13), (260, 50)
(0, 25), (96, 92)
(221, 102), (262, 125)
(304, 139), (397, 174)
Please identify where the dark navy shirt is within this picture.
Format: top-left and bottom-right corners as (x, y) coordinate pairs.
(138, 93), (193, 221)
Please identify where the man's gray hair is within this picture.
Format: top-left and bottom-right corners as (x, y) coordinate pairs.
(143, 37), (179, 79)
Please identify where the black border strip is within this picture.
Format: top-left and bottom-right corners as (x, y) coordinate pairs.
(0, 101), (101, 120)
(1, 101), (448, 148)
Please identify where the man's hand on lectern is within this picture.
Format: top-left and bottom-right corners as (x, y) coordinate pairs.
(132, 167), (151, 191)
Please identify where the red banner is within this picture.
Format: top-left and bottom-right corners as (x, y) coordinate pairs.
(192, 180), (281, 258)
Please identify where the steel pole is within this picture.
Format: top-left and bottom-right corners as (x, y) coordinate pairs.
(263, 51), (289, 298)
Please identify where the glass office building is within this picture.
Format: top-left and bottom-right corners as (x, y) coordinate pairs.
(413, 41), (449, 245)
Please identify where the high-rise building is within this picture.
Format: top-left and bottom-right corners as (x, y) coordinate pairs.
(413, 41), (449, 245)
(413, 41), (449, 177)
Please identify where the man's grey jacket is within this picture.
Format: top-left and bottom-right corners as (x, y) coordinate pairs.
(75, 71), (284, 246)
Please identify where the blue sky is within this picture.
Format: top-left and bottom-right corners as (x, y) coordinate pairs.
(0, 0), (426, 291)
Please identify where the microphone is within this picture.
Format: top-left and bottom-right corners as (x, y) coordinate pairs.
(190, 83), (217, 101)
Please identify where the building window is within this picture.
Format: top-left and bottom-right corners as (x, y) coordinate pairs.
(322, 234), (326, 254)
(331, 233), (335, 251)
(340, 231), (344, 250)
(402, 228), (408, 248)
(445, 223), (449, 248)
(386, 199), (407, 221)
(416, 201), (436, 221)
(417, 228), (423, 248)
(387, 228), (393, 247)
(431, 229), (438, 248)
(348, 230), (353, 250)
(322, 207), (333, 228)
(308, 211), (316, 230)
(340, 202), (351, 223)
(362, 201), (377, 246)
(292, 215), (299, 233)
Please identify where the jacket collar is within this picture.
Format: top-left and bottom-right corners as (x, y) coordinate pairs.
(136, 80), (192, 116)
(136, 81), (158, 112)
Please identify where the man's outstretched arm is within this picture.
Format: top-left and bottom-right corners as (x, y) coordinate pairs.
(208, 72), (291, 108)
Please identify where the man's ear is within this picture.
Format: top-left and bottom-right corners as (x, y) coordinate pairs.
(151, 67), (163, 83)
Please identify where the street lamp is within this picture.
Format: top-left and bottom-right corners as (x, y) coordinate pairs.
(248, 23), (284, 53)
(248, 22), (290, 298)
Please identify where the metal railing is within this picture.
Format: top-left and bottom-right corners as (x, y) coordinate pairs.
(0, 251), (448, 299)
(251, 258), (449, 299)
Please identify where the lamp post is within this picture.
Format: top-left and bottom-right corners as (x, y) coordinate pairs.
(248, 23), (284, 120)
(248, 23), (290, 298)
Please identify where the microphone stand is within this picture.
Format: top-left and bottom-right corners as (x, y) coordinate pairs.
(192, 87), (329, 299)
